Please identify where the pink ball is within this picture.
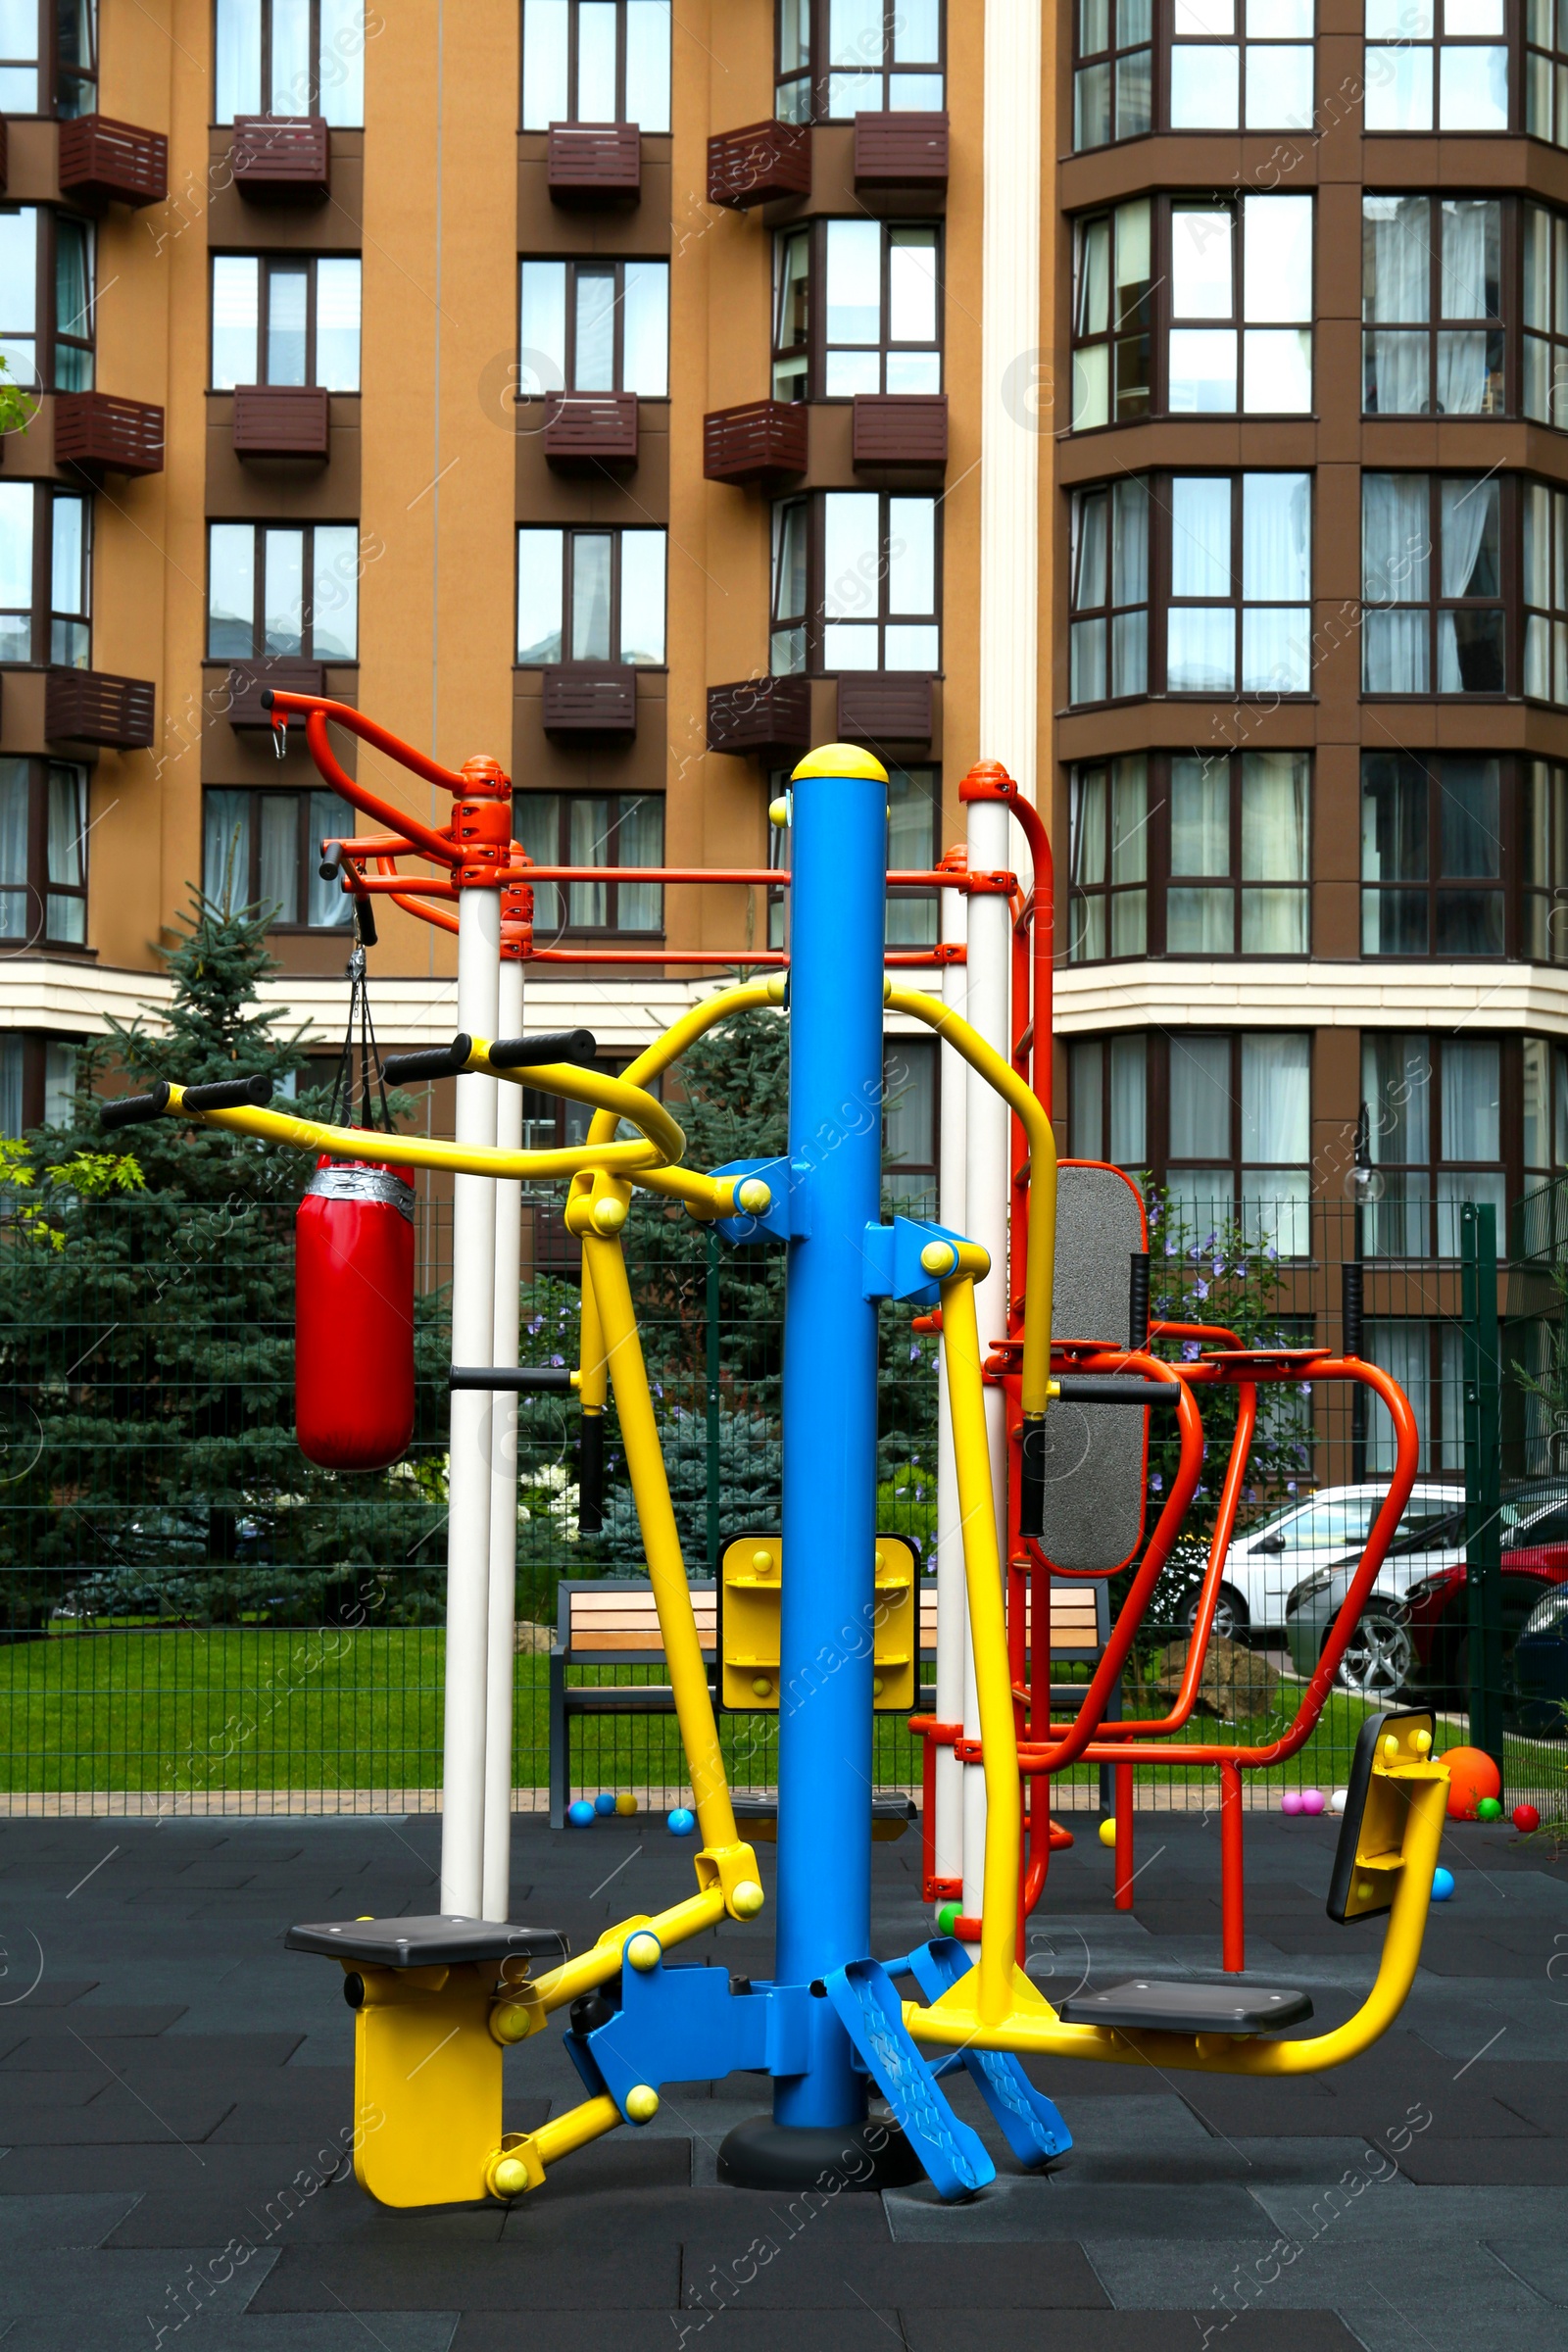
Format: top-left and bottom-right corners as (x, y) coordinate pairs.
(1300, 1788), (1326, 1816)
(1280, 1789), (1303, 1816)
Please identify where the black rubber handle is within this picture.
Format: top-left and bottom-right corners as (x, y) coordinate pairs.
(578, 1410), (605, 1535)
(1128, 1250), (1150, 1350)
(1053, 1376), (1181, 1407)
(1019, 1415), (1047, 1540)
(487, 1030), (598, 1071)
(100, 1082), (170, 1130)
(317, 847), (377, 945)
(449, 1365), (575, 1392)
(382, 1036), (473, 1084)
(183, 1074), (275, 1114)
(1342, 1260), (1364, 1361)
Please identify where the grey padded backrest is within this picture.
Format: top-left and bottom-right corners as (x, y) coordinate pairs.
(1033, 1161), (1149, 1574)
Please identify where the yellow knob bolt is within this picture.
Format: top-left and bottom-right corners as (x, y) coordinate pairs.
(874, 1548), (884, 1570)
(920, 1240), (958, 1277)
(1382, 1736), (1399, 1760)
(1357, 1882), (1375, 1901)
(872, 1676), (884, 1697)
(1414, 1729), (1432, 1754)
(625, 1932), (662, 1973)
(731, 1880), (765, 1918)
(767, 796), (790, 827)
(491, 2000), (541, 2045)
(592, 1195), (628, 1234)
(752, 1547), (774, 1572)
(752, 1676), (773, 1697)
(492, 2155), (529, 2198)
(625, 2084), (661, 2124)
(737, 1178), (772, 1213)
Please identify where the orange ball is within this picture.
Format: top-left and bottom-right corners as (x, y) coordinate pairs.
(1440, 1745), (1502, 1820)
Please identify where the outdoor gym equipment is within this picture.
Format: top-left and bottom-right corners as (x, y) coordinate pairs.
(102, 719), (1450, 2208)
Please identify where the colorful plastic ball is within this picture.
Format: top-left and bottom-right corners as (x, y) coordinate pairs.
(666, 1806), (696, 1838)
(1099, 1818), (1118, 1847)
(1330, 1788), (1349, 1814)
(1513, 1802), (1542, 1834)
(1300, 1788), (1326, 1816)
(1440, 1745), (1503, 1821)
(1475, 1795), (1503, 1822)
(567, 1800), (595, 1828)
(593, 1792), (616, 1817)
(935, 1901), (960, 1936)
(1431, 1866), (1455, 1901)
(1280, 1789), (1304, 1816)
(614, 1792), (638, 1818)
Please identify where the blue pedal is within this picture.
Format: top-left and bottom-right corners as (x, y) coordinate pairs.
(823, 1958), (995, 2201)
(907, 1937), (1072, 2169)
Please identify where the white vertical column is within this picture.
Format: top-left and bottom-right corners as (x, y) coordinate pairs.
(439, 885), (501, 1917)
(934, 882), (968, 1897)
(481, 952), (524, 1922)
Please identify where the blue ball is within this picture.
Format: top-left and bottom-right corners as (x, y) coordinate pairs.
(1432, 1865), (1455, 1902)
(667, 1806), (696, 1838)
(567, 1799), (596, 1828)
(593, 1792), (616, 1817)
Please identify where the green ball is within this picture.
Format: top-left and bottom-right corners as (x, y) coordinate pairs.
(935, 1901), (960, 1936)
(1475, 1795), (1503, 1821)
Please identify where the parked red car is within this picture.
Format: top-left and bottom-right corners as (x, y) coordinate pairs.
(1394, 1494), (1568, 1701)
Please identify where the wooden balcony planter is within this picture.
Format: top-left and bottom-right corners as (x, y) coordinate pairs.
(232, 385), (331, 458)
(542, 663), (638, 736)
(229, 115), (331, 202)
(45, 666), (155, 750)
(54, 392), (165, 477)
(853, 110), (949, 190)
(852, 392), (948, 469)
(703, 399), (808, 484)
(547, 123), (641, 203)
(836, 671), (933, 743)
(542, 390), (639, 469)
(707, 675), (810, 758)
(57, 114), (168, 207)
(218, 658), (325, 728)
(707, 121), (811, 210)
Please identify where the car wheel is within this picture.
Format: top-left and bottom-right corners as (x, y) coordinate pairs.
(1186, 1585), (1249, 1642)
(1335, 1607), (1415, 1701)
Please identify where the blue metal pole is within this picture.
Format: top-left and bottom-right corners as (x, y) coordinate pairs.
(773, 744), (888, 2132)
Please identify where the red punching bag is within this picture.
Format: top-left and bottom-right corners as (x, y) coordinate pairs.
(295, 1156), (416, 1470)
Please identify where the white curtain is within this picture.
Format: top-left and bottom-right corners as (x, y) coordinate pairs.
(1442, 1038), (1499, 1160)
(1440, 476), (1494, 598)
(1367, 1321), (1431, 1472)
(1241, 471), (1309, 599)
(1363, 196), (1429, 413)
(1362, 474), (1429, 689)
(1171, 755), (1229, 874)
(1241, 1031), (1309, 1163)
(1241, 752), (1308, 877)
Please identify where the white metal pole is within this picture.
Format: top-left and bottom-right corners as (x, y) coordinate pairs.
(439, 884), (501, 1917)
(481, 952), (523, 1922)
(934, 880), (968, 1898)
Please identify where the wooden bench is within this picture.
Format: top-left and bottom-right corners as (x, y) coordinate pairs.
(549, 1573), (1115, 1826)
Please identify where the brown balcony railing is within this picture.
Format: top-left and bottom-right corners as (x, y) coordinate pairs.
(0, 119), (10, 196)
(703, 400), (808, 485)
(45, 666), (155, 750)
(836, 671), (932, 743)
(707, 675), (810, 758)
(853, 110), (949, 189)
(542, 664), (639, 735)
(57, 114), (168, 207)
(229, 116), (331, 201)
(53, 393), (165, 477)
(852, 393), (948, 469)
(547, 123), (642, 202)
(542, 391), (639, 468)
(217, 659), (326, 728)
(707, 121), (811, 209)
(232, 385), (331, 459)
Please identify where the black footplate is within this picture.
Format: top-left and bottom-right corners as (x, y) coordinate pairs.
(285, 1915), (570, 1968)
(1056, 1979), (1312, 2034)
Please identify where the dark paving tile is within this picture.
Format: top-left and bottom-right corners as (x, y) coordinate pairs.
(499, 2134), (691, 2209)
(249, 2242), (680, 2311)
(2, 2033), (304, 2074)
(1486, 2237), (1568, 2302)
(1394, 2138), (1568, 2183)
(900, 2316), (1366, 2351)
(4, 2321), (455, 2352)
(0, 1984), (97, 2010)
(887, 2181), (1273, 2238)
(457, 2319), (903, 2352)
(0, 2082), (234, 2145)
(107, 2189), (506, 2250)
(680, 2239), (1108, 2311)
(0, 2191), (140, 2248)
(12, 2006), (187, 2037)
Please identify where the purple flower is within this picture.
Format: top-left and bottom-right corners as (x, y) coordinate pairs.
(1195, 1280), (1209, 1300)
(1212, 1259), (1224, 1278)
(1151, 1474), (1164, 1492)
(549, 1352), (564, 1366)
(1265, 1244), (1278, 1261)
(1182, 1340), (1200, 1361)
(908, 1344), (921, 1361)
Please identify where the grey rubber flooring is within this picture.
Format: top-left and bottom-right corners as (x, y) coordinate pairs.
(0, 1804), (1564, 2349)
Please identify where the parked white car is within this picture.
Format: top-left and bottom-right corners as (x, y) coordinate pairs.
(1188, 1482), (1466, 1642)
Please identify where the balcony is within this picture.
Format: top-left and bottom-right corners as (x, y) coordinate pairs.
(707, 675), (810, 759)
(836, 671), (932, 743)
(703, 400), (808, 485)
(232, 385), (331, 459)
(229, 116), (331, 202)
(0, 119), (8, 194)
(57, 114), (168, 207)
(854, 110), (949, 190)
(45, 666), (155, 750)
(707, 121), (811, 210)
(54, 393), (165, 478)
(547, 122), (641, 203)
(542, 663), (638, 736)
(852, 393), (948, 470)
(542, 391), (639, 470)
(218, 658), (325, 728)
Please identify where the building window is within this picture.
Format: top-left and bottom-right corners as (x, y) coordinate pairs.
(1069, 478), (1149, 702)
(883, 1033), (938, 1211)
(1360, 754), (1504, 956)
(1074, 0), (1314, 147)
(515, 526), (665, 665)
(1524, 480), (1568, 704)
(1524, 1033), (1568, 1179)
(1069, 750), (1309, 960)
(211, 255), (362, 391)
(514, 791), (664, 934)
(0, 483), (89, 665)
(769, 762), (938, 948)
(1070, 200), (1151, 427)
(1069, 756), (1148, 959)
(1167, 1029), (1311, 1252)
(1524, 203), (1568, 424)
(215, 0), (365, 125)
(202, 788), (353, 930)
(521, 0), (670, 131)
(1364, 0), (1508, 131)
(517, 259), (668, 399)
(0, 0), (97, 118)
(1167, 472), (1311, 696)
(1362, 473), (1503, 694)
(1527, 0), (1568, 142)
(1362, 1033), (1505, 1257)
(770, 492), (939, 674)
(772, 220), (941, 401)
(776, 0), (944, 122)
(207, 523), (359, 662)
(1522, 760), (1568, 959)
(1365, 1320), (1464, 1472)
(0, 206), (94, 392)
(1068, 1033), (1149, 1168)
(1362, 197), (1502, 416)
(0, 757), (89, 948)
